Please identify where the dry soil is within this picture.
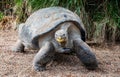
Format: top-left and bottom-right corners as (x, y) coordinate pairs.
(0, 30), (120, 77)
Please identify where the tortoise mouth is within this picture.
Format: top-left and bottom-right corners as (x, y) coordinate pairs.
(56, 38), (67, 47)
(56, 38), (66, 43)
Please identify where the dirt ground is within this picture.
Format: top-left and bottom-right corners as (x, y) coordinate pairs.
(0, 30), (120, 77)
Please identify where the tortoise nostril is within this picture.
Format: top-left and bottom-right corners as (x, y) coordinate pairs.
(64, 14), (67, 18)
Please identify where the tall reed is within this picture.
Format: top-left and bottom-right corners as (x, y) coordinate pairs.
(13, 0), (120, 43)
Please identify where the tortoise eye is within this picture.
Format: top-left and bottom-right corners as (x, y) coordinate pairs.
(56, 34), (58, 37)
(63, 34), (65, 36)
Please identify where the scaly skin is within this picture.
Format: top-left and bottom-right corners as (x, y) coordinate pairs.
(12, 40), (25, 52)
(33, 42), (55, 71)
(73, 39), (98, 70)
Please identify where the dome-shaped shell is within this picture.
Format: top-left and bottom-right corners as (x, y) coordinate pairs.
(19, 7), (86, 49)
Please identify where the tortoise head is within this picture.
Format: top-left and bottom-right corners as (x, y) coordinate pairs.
(55, 29), (68, 46)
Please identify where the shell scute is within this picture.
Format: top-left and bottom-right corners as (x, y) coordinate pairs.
(19, 7), (86, 49)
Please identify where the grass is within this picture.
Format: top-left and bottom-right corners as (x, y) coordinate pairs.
(28, 0), (83, 15)
(1, 0), (119, 43)
(0, 12), (4, 21)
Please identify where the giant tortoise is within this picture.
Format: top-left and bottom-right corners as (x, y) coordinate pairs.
(12, 7), (98, 71)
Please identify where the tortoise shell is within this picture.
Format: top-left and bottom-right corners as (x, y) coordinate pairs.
(19, 7), (86, 49)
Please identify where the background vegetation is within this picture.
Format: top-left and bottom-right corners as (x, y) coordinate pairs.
(0, 0), (120, 44)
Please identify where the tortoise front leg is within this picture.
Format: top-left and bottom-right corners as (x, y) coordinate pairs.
(73, 39), (98, 70)
(12, 39), (25, 52)
(33, 42), (55, 71)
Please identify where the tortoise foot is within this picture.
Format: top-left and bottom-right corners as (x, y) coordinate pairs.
(11, 40), (24, 52)
(73, 39), (98, 70)
(34, 65), (46, 71)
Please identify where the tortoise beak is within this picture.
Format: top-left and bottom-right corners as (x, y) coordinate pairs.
(56, 37), (66, 43)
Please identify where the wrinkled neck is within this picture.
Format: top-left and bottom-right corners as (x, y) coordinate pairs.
(59, 41), (67, 47)
(56, 22), (72, 47)
(60, 22), (70, 32)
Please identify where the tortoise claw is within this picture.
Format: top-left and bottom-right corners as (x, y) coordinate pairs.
(34, 65), (46, 71)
